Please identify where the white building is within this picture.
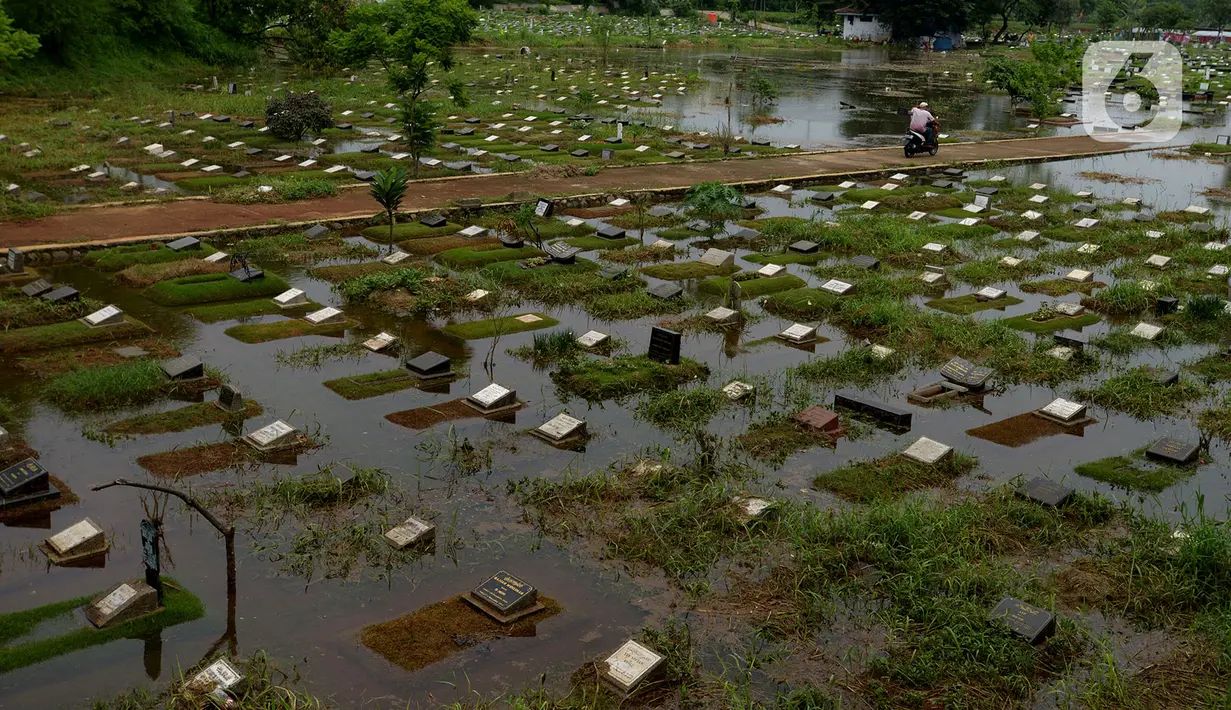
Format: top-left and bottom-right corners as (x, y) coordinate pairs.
(836, 7), (891, 42)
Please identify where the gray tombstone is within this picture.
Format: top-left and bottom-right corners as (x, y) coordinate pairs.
(216, 384), (245, 413)
(726, 279), (742, 309)
(7, 248), (24, 274)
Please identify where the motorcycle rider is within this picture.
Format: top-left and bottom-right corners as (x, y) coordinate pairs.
(909, 102), (937, 146)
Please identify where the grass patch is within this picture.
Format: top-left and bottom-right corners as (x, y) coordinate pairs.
(551, 355), (709, 401)
(1074, 367), (1208, 419)
(181, 297), (320, 323)
(0, 318), (151, 354)
(362, 221), (462, 241)
(1073, 449), (1198, 492)
(1002, 311), (1101, 333)
(435, 245), (544, 269)
(0, 581), (204, 675)
(1021, 279), (1105, 297)
(1189, 354), (1231, 382)
(84, 243), (217, 271)
(399, 235), (497, 256)
(640, 261), (739, 280)
(737, 412), (834, 467)
(562, 235), (640, 250)
(440, 313), (559, 340)
(308, 261), (394, 283)
(926, 294), (1025, 315)
(0, 288), (102, 329)
(224, 318), (354, 344)
(105, 400), (263, 435)
(144, 272), (291, 307)
(1190, 142), (1231, 155)
(814, 452), (978, 502)
(792, 347), (906, 388)
(584, 289), (691, 320)
(323, 370), (422, 400)
(742, 250), (828, 265)
(114, 258), (228, 288)
(43, 360), (168, 411)
(761, 288), (840, 320)
(635, 388), (727, 433)
(698, 274), (805, 298)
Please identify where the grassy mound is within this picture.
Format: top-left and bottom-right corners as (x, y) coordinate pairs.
(551, 355), (709, 401)
(698, 274), (806, 298)
(85, 242), (217, 271)
(640, 261), (740, 280)
(1074, 449), (1197, 492)
(323, 370), (422, 400)
(144, 272), (290, 306)
(814, 452), (978, 502)
(0, 318), (151, 354)
(225, 318), (353, 344)
(106, 400), (263, 435)
(926, 294), (1025, 315)
(440, 313), (559, 340)
(435, 245), (544, 269)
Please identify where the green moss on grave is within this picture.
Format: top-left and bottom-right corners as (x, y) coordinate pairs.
(181, 297), (320, 323)
(814, 452), (977, 503)
(0, 318), (152, 354)
(362, 221), (462, 241)
(1002, 312), (1101, 333)
(0, 580), (204, 674)
(224, 318), (354, 344)
(562, 236), (640, 250)
(440, 313), (558, 340)
(584, 290), (692, 320)
(640, 261), (739, 280)
(106, 399), (263, 435)
(1074, 449), (1197, 492)
(84, 242), (217, 271)
(761, 288), (841, 320)
(145, 272), (291, 306)
(323, 370), (422, 400)
(698, 274), (806, 298)
(925, 294), (1024, 315)
(551, 355), (709, 401)
(435, 245), (544, 269)
(1020, 279), (1105, 297)
(743, 251), (828, 265)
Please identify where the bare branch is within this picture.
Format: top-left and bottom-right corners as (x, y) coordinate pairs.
(92, 479), (233, 537)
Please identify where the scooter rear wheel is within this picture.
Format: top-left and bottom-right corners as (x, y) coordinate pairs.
(929, 146), (938, 156)
(904, 146), (913, 158)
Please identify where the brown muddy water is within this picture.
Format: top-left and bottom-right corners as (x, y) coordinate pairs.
(1, 153), (1230, 708)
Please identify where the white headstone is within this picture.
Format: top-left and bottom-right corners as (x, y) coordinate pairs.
(902, 437), (953, 465)
(83, 305), (124, 328)
(779, 323), (816, 343)
(1040, 398), (1086, 422)
(245, 420), (299, 450)
(304, 306), (344, 325)
(577, 330), (609, 348)
(385, 516), (435, 548)
(537, 413), (585, 441)
(273, 288), (307, 307)
(47, 519), (104, 556)
(1130, 322), (1163, 340)
(820, 279), (853, 295)
(604, 640), (665, 694)
(976, 287), (1005, 300)
(363, 332), (397, 352)
(722, 381), (754, 400)
(757, 264), (785, 278)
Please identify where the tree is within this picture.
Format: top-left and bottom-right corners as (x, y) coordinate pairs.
(265, 91), (333, 141)
(685, 181), (744, 234)
(370, 167), (409, 255)
(591, 14), (614, 65)
(1199, 0), (1231, 35)
(0, 5), (38, 68)
(745, 69), (780, 107)
(1138, 1), (1191, 30)
(399, 98), (440, 179)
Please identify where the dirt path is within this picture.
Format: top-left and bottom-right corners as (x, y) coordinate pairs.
(4, 135), (1144, 249)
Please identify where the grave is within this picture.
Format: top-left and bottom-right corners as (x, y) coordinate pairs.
(733, 496), (774, 521)
(385, 515), (435, 549)
(974, 287), (1006, 302)
(420, 214), (447, 228)
(188, 659), (244, 696)
(1033, 398), (1093, 427)
(852, 255), (880, 270)
(597, 225), (626, 240)
(647, 283), (683, 299)
(242, 420), (301, 452)
(228, 264), (264, 282)
(907, 381), (967, 404)
(406, 351), (452, 380)
(161, 355), (204, 381)
(990, 597), (1056, 644)
(1053, 330), (1088, 350)
(1130, 322), (1163, 340)
(304, 307), (345, 326)
(465, 383), (520, 414)
(599, 265), (628, 280)
(788, 240), (818, 254)
(793, 406), (844, 437)
(1145, 437), (1199, 465)
(20, 279), (53, 298)
(1156, 297), (1179, 315)
(576, 330), (610, 349)
(777, 323), (817, 344)
(463, 570), (544, 623)
(706, 306), (739, 324)
(722, 381), (754, 401)
(204, 252), (229, 263)
(363, 332), (397, 352)
(939, 357), (993, 390)
(271, 288), (307, 309)
(647, 326), (682, 365)
(1015, 230), (1039, 243)
(918, 270), (947, 286)
(546, 243), (580, 264)
(0, 458), (58, 510)
(1021, 476), (1074, 507)
(41, 518), (108, 564)
(833, 392), (912, 428)
(901, 437), (953, 465)
(84, 580), (160, 629)
(215, 385), (244, 414)
(166, 236), (201, 252)
(820, 279), (854, 296)
(500, 233), (525, 249)
(82, 305), (125, 328)
(771, 184), (792, 195)
(602, 639), (665, 696)
(1054, 302), (1085, 317)
(699, 248), (735, 267)
(458, 225), (488, 238)
(533, 413), (587, 444)
(757, 264), (785, 278)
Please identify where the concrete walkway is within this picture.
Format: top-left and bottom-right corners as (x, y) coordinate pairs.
(4, 135), (1146, 249)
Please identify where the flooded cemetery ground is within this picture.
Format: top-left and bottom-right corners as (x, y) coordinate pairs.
(2, 33), (1231, 710)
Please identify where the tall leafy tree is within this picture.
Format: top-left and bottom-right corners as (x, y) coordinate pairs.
(0, 4), (38, 68)
(1200, 0), (1231, 36)
(369, 167), (409, 255)
(399, 99), (440, 179)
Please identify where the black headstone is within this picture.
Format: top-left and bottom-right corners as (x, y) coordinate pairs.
(597, 226), (626, 240)
(939, 357), (994, 389)
(20, 279), (53, 298)
(789, 240), (819, 254)
(569, 149), (589, 158)
(42, 286), (79, 303)
(647, 326), (682, 365)
(1156, 297), (1178, 315)
(539, 144), (559, 152)
(245, 147), (264, 156)
(420, 214), (447, 228)
(931, 180), (954, 189)
(990, 597), (1056, 644)
(647, 283), (682, 299)
(161, 355), (204, 381)
(852, 255), (880, 270)
(217, 384), (243, 412)
(1053, 330), (1088, 349)
(810, 191), (835, 202)
(238, 120), (254, 129)
(599, 265), (628, 280)
(975, 187), (998, 196)
(0, 458), (50, 499)
(166, 236), (200, 252)
(472, 570), (537, 614)
(406, 351), (452, 379)
(7, 248), (24, 273)
(1145, 437), (1199, 464)
(228, 267), (264, 283)
(833, 392), (912, 428)
(1021, 477), (1073, 507)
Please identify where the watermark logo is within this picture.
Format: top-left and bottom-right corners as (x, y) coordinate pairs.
(1082, 41), (1182, 143)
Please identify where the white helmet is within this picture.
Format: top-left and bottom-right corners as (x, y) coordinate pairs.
(919, 102), (929, 108)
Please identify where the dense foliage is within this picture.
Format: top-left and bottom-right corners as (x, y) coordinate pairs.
(264, 91), (334, 141)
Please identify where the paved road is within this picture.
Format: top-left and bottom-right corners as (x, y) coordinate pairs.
(4, 134), (1146, 249)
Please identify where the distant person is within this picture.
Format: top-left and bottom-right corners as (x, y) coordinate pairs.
(910, 102), (937, 144)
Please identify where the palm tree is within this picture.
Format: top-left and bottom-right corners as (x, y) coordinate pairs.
(370, 167), (408, 254)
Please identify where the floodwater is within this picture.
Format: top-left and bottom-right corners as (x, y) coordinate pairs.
(2, 46), (1231, 709)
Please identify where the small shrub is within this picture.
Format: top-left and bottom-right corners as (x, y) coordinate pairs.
(265, 91), (333, 141)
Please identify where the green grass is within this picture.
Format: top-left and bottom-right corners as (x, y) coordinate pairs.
(435, 245), (544, 269)
(698, 274), (806, 298)
(0, 581), (203, 674)
(738, 412), (835, 467)
(440, 313), (559, 340)
(1020, 279), (1103, 297)
(551, 355), (709, 401)
(0, 289), (102, 329)
(761, 288), (841, 320)
(1190, 142), (1231, 155)
(43, 360), (168, 411)
(84, 242), (217, 271)
(1074, 367), (1208, 419)
(1074, 449), (1197, 492)
(635, 388), (728, 433)
(1002, 311), (1101, 333)
(640, 261), (739, 280)
(105, 400), (263, 435)
(362, 221), (462, 241)
(307, 261), (395, 283)
(926, 294), (1025, 315)
(225, 318), (353, 344)
(323, 370), (423, 400)
(0, 318), (151, 354)
(584, 289), (692, 320)
(742, 250), (828, 265)
(562, 236), (640, 250)
(144, 272), (291, 306)
(181, 297), (320, 323)
(792, 347), (905, 388)
(814, 452), (978, 503)
(1190, 354), (1231, 382)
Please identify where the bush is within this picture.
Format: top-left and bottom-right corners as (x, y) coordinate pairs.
(265, 91), (333, 141)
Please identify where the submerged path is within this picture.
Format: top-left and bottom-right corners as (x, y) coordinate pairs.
(4, 135), (1147, 249)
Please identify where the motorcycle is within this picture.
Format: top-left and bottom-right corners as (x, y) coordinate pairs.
(904, 120), (939, 158)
